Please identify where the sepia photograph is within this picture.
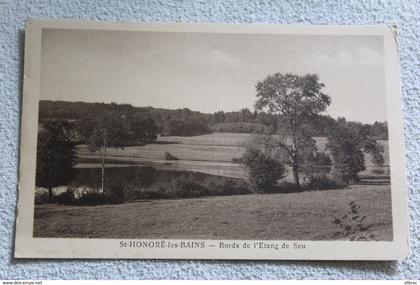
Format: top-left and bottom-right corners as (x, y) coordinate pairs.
(15, 21), (408, 260)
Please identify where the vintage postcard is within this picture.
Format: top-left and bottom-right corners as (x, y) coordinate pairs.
(15, 20), (409, 260)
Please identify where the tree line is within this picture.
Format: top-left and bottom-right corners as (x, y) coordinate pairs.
(39, 100), (388, 139)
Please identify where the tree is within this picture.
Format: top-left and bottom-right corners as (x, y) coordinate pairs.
(82, 110), (133, 193)
(254, 73), (331, 188)
(163, 117), (209, 136)
(131, 113), (158, 143)
(241, 146), (285, 192)
(36, 121), (76, 201)
(370, 121), (389, 140)
(326, 119), (366, 183)
(213, 111), (226, 123)
(77, 103), (159, 193)
(239, 108), (254, 122)
(364, 140), (385, 167)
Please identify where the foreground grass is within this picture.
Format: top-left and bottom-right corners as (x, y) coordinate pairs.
(34, 183), (392, 241)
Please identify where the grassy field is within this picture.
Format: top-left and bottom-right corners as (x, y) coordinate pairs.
(34, 180), (392, 240)
(76, 132), (389, 180)
(76, 132), (250, 178)
(78, 132), (250, 162)
(34, 132), (392, 240)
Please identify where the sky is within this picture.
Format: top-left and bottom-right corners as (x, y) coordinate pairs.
(40, 29), (387, 123)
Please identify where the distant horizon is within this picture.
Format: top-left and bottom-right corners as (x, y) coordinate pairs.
(39, 99), (388, 124)
(41, 29), (388, 124)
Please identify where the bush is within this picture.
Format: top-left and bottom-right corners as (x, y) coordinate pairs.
(162, 118), (210, 136)
(201, 175), (250, 196)
(133, 166), (158, 187)
(231, 157), (243, 164)
(265, 181), (301, 194)
(371, 152), (385, 167)
(301, 164), (331, 177)
(55, 188), (76, 204)
(364, 140), (385, 167)
(326, 121), (366, 184)
(140, 184), (172, 199)
(241, 147), (285, 193)
(327, 140), (365, 184)
(330, 155), (364, 184)
(311, 152), (332, 166)
(107, 184), (126, 203)
(55, 186), (124, 206)
(173, 176), (209, 198)
(303, 174), (346, 191)
(164, 152), (179, 161)
(331, 201), (371, 239)
(34, 190), (50, 204)
(77, 192), (110, 205)
(57, 166), (254, 205)
(139, 172), (251, 199)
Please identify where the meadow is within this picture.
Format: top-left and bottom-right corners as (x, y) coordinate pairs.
(34, 132), (392, 240)
(34, 181), (392, 240)
(76, 132), (250, 178)
(76, 132), (389, 180)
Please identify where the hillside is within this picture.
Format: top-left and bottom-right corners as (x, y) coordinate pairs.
(38, 100), (389, 139)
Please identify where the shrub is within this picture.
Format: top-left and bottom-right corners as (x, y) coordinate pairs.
(55, 188), (76, 204)
(330, 154), (364, 184)
(162, 118), (210, 136)
(76, 192), (109, 205)
(164, 152), (179, 161)
(171, 175), (209, 198)
(107, 184), (126, 204)
(265, 181), (301, 194)
(34, 190), (50, 204)
(231, 157), (243, 164)
(301, 164), (331, 177)
(139, 178), (198, 199)
(133, 166), (157, 187)
(241, 147), (285, 193)
(364, 140), (385, 167)
(312, 152), (332, 165)
(156, 172), (249, 198)
(141, 184), (172, 199)
(135, 170), (251, 199)
(326, 120), (366, 184)
(331, 201), (371, 240)
(201, 175), (250, 196)
(60, 166), (254, 205)
(303, 174), (346, 191)
(327, 141), (365, 184)
(371, 152), (385, 167)
(55, 187), (124, 206)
